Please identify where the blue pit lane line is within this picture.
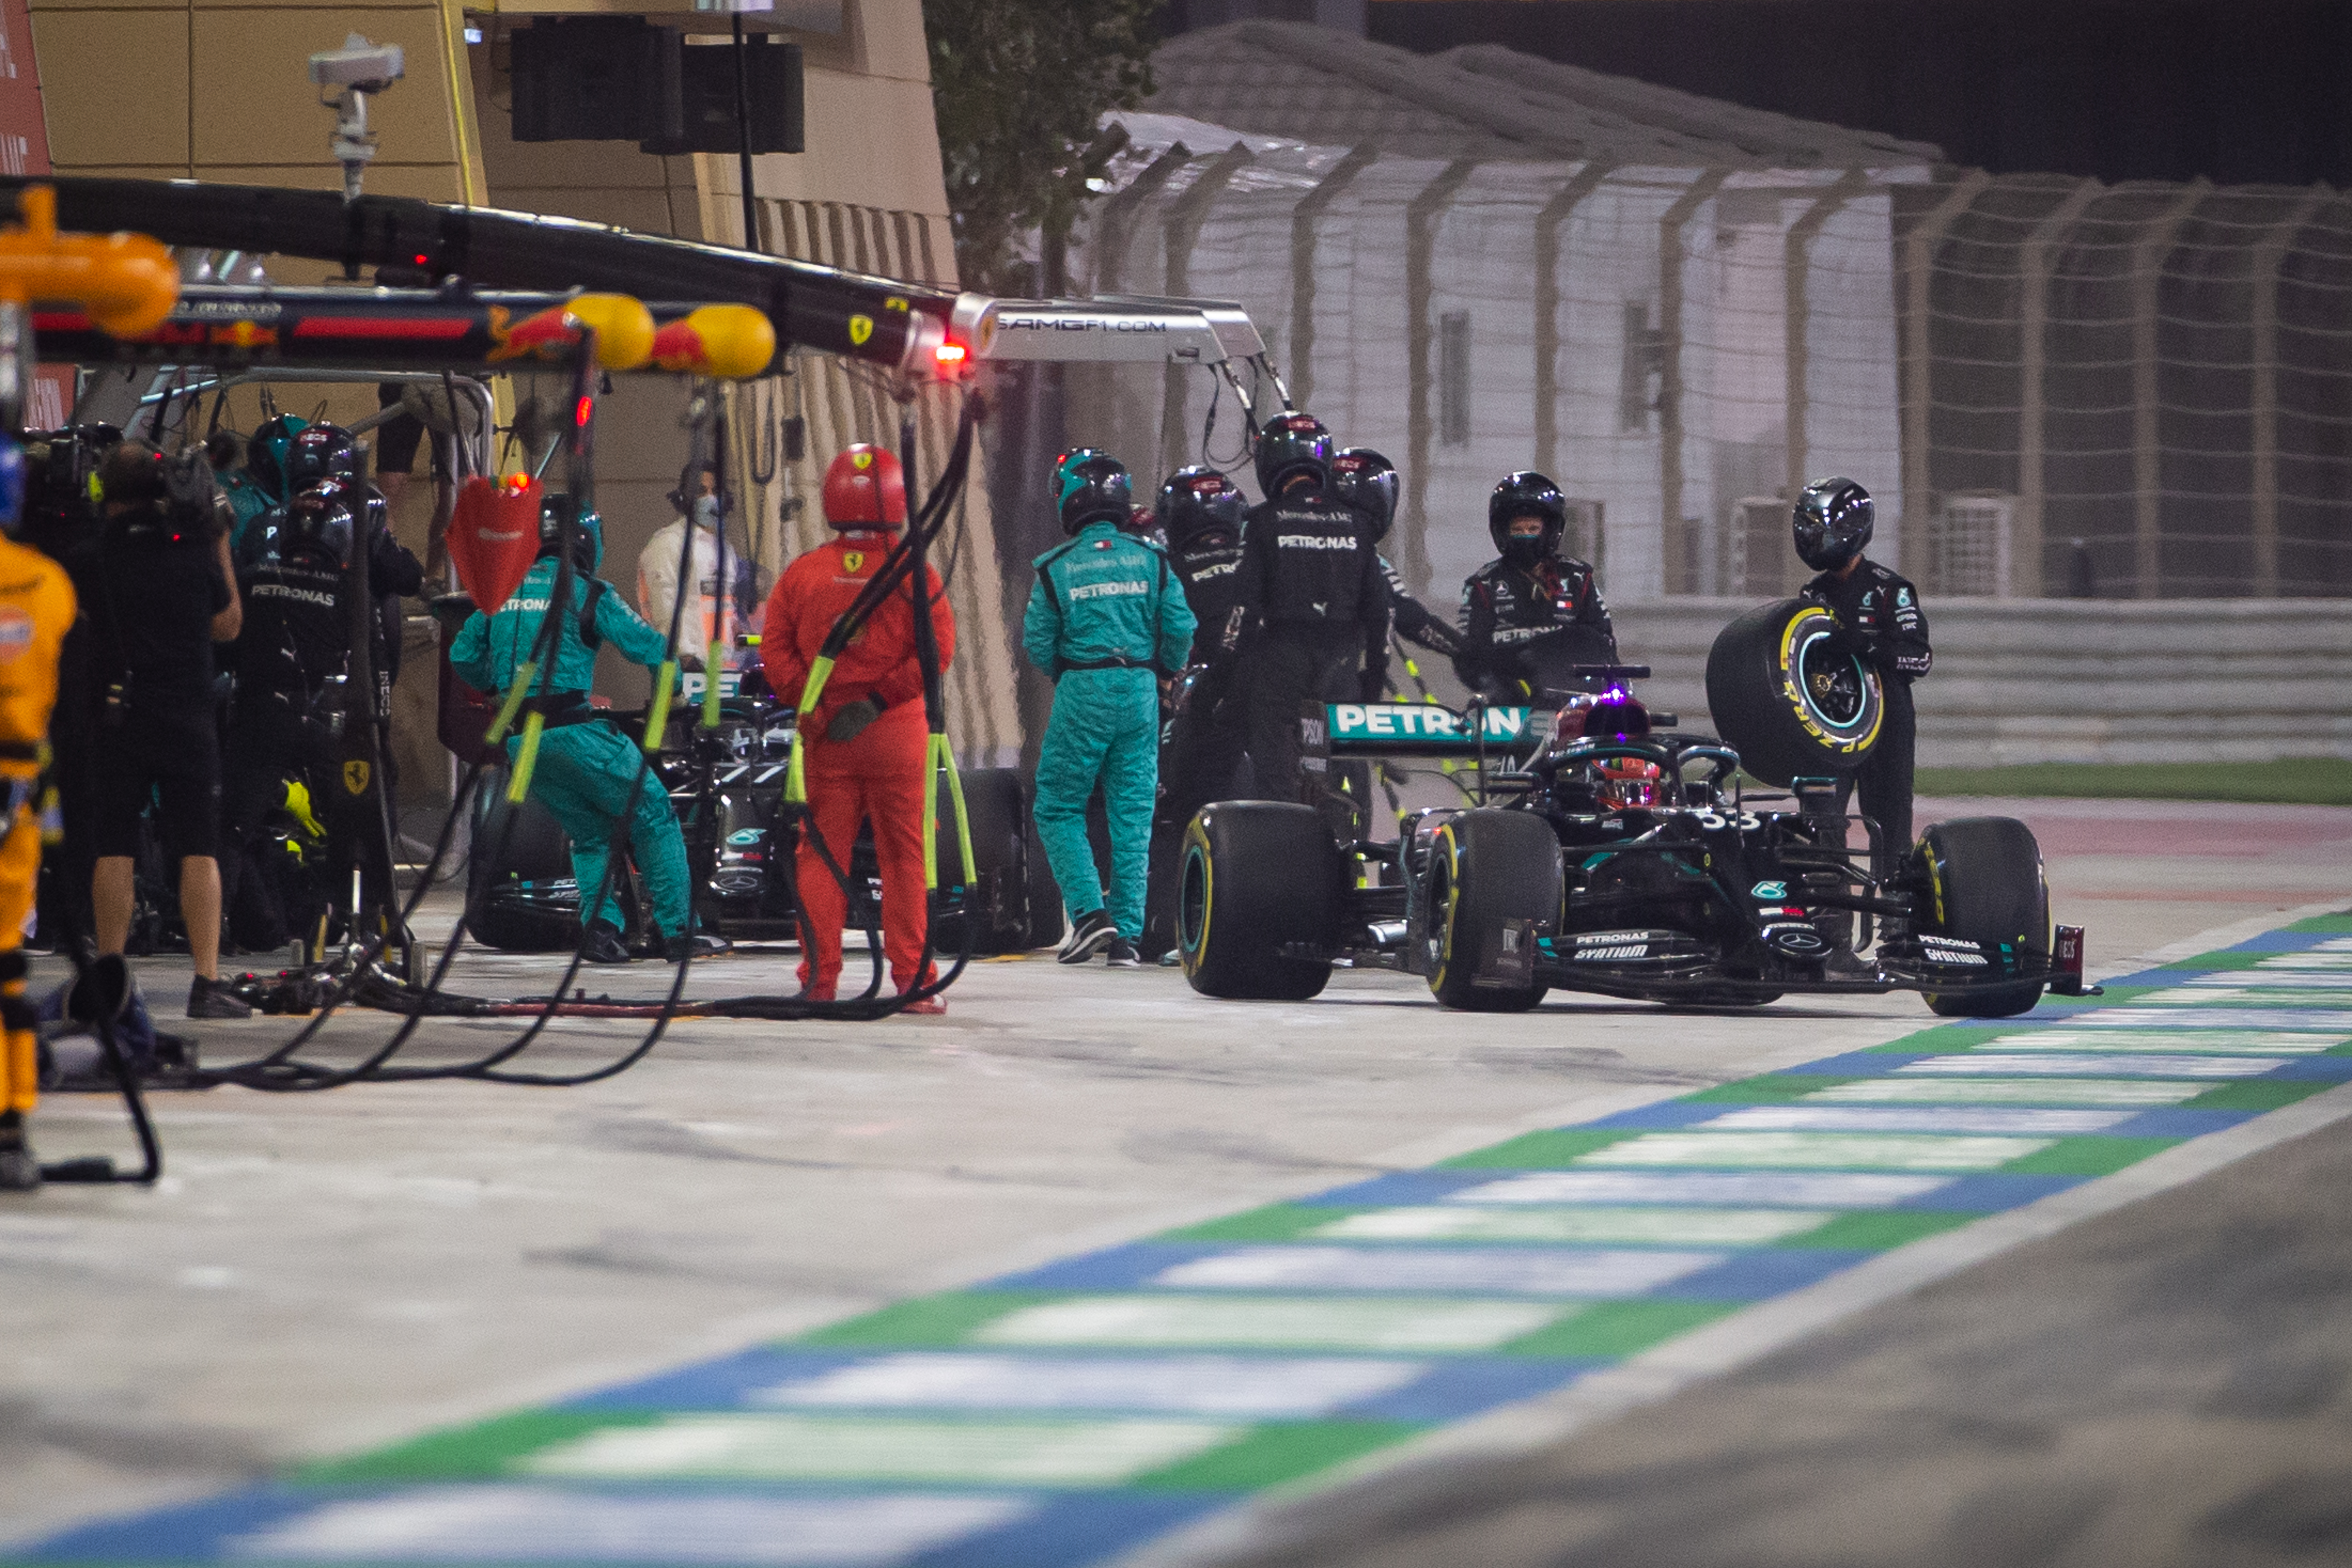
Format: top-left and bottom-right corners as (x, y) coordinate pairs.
(18, 914), (2352, 1568)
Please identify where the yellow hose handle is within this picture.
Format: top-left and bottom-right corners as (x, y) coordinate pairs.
(701, 641), (725, 727)
(643, 660), (677, 751)
(926, 730), (975, 893)
(485, 661), (537, 746)
(784, 655), (835, 805)
(506, 711), (546, 803)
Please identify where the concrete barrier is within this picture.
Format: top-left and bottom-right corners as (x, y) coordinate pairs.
(1611, 598), (2352, 766)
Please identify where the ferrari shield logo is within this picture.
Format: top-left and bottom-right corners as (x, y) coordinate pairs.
(843, 550), (865, 571)
(848, 314), (874, 346)
(343, 760), (371, 796)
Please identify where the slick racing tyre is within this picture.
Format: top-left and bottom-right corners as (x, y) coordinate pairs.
(933, 767), (1064, 956)
(1705, 598), (1884, 787)
(466, 771), (582, 952)
(1179, 802), (1341, 1000)
(1916, 816), (2049, 1019)
(1424, 808), (1562, 1013)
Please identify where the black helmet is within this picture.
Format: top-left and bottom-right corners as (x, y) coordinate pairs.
(1054, 448), (1132, 535)
(1252, 412), (1333, 497)
(1488, 470), (1567, 566)
(281, 482), (359, 567)
(1792, 476), (1874, 572)
(245, 415), (309, 501)
(284, 422), (359, 489)
(1155, 465), (1245, 547)
(538, 492), (606, 574)
(1329, 448), (1399, 543)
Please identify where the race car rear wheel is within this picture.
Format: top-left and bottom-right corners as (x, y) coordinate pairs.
(1425, 808), (1562, 1013)
(1179, 803), (1340, 1000)
(933, 767), (1064, 955)
(1705, 597), (1884, 787)
(466, 774), (583, 952)
(1917, 816), (2049, 1019)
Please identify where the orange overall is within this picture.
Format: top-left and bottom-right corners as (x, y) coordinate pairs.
(0, 535), (75, 1115)
(760, 533), (955, 992)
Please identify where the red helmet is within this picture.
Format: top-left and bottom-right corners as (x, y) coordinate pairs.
(821, 444), (906, 529)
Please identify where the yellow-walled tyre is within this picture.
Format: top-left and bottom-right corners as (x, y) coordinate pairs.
(1705, 597), (1884, 787)
(1178, 802), (1340, 1000)
(1423, 808), (1561, 1013)
(1918, 816), (2050, 1019)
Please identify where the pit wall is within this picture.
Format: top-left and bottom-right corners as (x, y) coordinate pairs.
(1613, 598), (2352, 766)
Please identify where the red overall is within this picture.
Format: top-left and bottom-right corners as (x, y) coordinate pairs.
(761, 531), (955, 991)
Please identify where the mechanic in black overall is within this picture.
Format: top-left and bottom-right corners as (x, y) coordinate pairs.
(1328, 447), (1465, 697)
(220, 478), (424, 951)
(1234, 414), (1387, 801)
(1454, 471), (1617, 702)
(1793, 476), (1932, 877)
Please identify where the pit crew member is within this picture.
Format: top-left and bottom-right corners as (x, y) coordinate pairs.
(1454, 470), (1617, 702)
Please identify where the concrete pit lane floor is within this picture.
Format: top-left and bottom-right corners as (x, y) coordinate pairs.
(3, 795), (2349, 1560)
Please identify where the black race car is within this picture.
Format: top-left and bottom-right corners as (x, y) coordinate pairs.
(1175, 656), (2088, 1017)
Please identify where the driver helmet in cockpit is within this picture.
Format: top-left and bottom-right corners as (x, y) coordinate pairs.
(1553, 691), (1664, 809)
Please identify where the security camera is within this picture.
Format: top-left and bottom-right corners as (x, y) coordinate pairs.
(309, 34), (404, 91)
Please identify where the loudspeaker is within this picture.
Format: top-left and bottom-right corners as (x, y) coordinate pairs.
(509, 17), (683, 145)
(639, 39), (804, 156)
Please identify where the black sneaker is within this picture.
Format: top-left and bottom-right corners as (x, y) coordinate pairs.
(0, 1112), (38, 1191)
(1057, 909), (1116, 965)
(581, 923), (633, 965)
(186, 977), (253, 1020)
(664, 930), (733, 962)
(1106, 938), (1141, 969)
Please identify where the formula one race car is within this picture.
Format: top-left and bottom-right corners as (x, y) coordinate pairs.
(1175, 657), (2088, 1017)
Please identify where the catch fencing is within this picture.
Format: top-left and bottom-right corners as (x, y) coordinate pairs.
(1066, 129), (2352, 615)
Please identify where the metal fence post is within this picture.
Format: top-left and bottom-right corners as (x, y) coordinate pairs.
(1289, 143), (1379, 414)
(1532, 161), (1613, 484)
(1784, 169), (1872, 591)
(1159, 143), (1254, 475)
(2248, 188), (2327, 598)
(1897, 169), (1990, 584)
(2016, 178), (2103, 599)
(1657, 169), (1730, 595)
(2131, 181), (2209, 598)
(1402, 158), (1478, 594)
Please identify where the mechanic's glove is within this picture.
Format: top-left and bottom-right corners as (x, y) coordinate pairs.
(827, 696), (885, 742)
(1358, 665), (1392, 702)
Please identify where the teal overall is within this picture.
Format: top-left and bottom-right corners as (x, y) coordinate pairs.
(449, 547), (693, 940)
(1023, 521), (1197, 940)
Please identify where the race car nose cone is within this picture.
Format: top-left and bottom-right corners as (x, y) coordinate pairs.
(1762, 921), (1831, 960)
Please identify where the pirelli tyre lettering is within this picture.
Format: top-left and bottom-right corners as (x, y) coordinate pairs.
(1704, 597), (1885, 787)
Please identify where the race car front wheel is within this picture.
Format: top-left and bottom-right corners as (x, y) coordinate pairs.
(1425, 808), (1562, 1013)
(1916, 816), (2049, 1019)
(1705, 597), (1885, 787)
(1179, 803), (1341, 1000)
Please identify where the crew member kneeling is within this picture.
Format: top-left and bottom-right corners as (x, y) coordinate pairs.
(762, 445), (956, 1010)
(450, 501), (719, 964)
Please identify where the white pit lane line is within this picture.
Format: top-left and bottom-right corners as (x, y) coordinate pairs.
(1119, 896), (2352, 1568)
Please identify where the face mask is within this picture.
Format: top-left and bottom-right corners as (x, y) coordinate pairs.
(692, 495), (723, 528)
(1502, 534), (1547, 568)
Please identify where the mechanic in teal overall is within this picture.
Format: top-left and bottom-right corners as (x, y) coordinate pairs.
(449, 500), (717, 964)
(1024, 450), (1196, 967)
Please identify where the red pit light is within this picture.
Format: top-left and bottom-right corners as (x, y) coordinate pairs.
(935, 342), (968, 366)
(574, 395), (593, 426)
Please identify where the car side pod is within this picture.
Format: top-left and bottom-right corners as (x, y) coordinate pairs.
(2048, 923), (2103, 998)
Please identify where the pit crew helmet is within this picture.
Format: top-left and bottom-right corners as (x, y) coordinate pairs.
(1329, 448), (1399, 543)
(822, 444), (905, 530)
(537, 493), (604, 574)
(1053, 448), (1132, 535)
(1489, 471), (1567, 567)
(1792, 476), (1874, 572)
(1252, 412), (1333, 497)
(284, 422), (360, 489)
(1154, 465), (1245, 547)
(245, 414), (310, 501)
(279, 480), (361, 567)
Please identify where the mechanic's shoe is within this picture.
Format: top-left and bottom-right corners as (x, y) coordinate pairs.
(1058, 908), (1116, 965)
(663, 930), (733, 962)
(581, 923), (633, 965)
(896, 988), (947, 1016)
(1105, 938), (1141, 969)
(1158, 949), (1181, 967)
(186, 976), (252, 1020)
(0, 1112), (38, 1192)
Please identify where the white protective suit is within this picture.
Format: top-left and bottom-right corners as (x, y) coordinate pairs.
(637, 501), (758, 670)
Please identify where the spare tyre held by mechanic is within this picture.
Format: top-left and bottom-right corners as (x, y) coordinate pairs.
(761, 445), (956, 1009)
(449, 499), (714, 965)
(1025, 450), (1195, 968)
(1793, 476), (1931, 875)
(1235, 414), (1387, 799)
(1454, 471), (1617, 702)
(1329, 447), (1465, 699)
